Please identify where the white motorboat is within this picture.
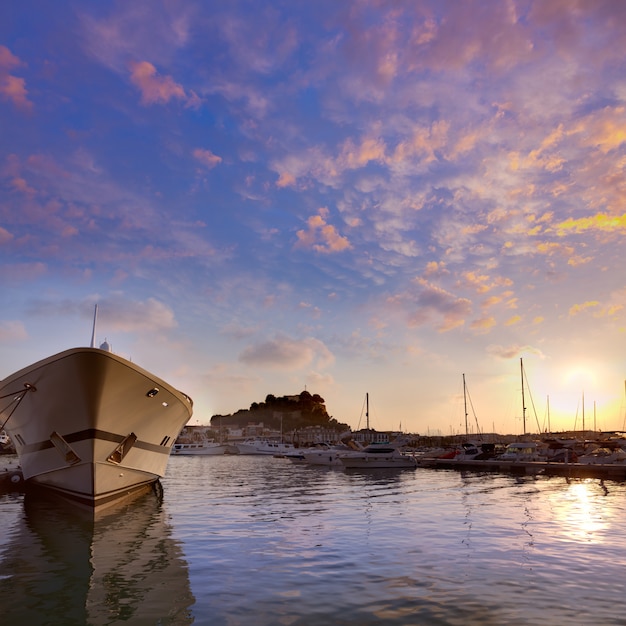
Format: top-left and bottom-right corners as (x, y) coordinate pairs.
(497, 441), (543, 462)
(577, 446), (626, 465)
(338, 442), (417, 469)
(300, 441), (363, 466)
(172, 441), (227, 455)
(0, 343), (193, 509)
(234, 438), (296, 456)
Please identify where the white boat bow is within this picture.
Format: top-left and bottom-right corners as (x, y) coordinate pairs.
(0, 346), (193, 509)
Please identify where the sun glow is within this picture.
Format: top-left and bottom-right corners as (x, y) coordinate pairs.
(520, 358), (624, 433)
(562, 364), (598, 390)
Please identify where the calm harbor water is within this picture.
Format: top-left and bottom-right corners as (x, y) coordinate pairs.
(1, 453), (626, 625)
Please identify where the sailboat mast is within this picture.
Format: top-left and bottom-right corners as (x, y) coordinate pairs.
(366, 393), (369, 430)
(520, 358), (526, 434)
(463, 373), (469, 437)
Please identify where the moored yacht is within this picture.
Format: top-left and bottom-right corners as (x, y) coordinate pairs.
(283, 441), (360, 466)
(235, 438), (296, 456)
(496, 441), (543, 462)
(172, 441), (227, 455)
(338, 441), (417, 469)
(0, 309), (193, 509)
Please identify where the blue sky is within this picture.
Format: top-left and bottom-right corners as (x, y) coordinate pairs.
(2, 1), (626, 435)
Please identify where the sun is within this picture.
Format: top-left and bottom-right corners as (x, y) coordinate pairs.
(563, 364), (598, 391)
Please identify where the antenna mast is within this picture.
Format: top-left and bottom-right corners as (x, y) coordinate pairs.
(90, 304), (98, 348)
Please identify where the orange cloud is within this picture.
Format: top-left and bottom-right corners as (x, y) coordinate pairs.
(576, 106), (626, 154)
(569, 299), (622, 319)
(276, 172), (296, 188)
(392, 120), (449, 164)
(129, 61), (186, 105)
(423, 261), (448, 278)
(567, 255), (593, 267)
(554, 213), (626, 236)
(295, 208), (351, 254)
(569, 301), (599, 316)
(337, 136), (387, 170)
(470, 316), (496, 333)
(482, 295), (502, 308)
(460, 271), (512, 294)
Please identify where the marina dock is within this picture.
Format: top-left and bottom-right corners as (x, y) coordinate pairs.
(416, 457), (626, 480)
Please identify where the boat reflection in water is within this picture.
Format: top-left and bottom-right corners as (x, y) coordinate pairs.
(0, 485), (194, 625)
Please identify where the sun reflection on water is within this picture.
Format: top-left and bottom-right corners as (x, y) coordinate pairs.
(552, 480), (607, 544)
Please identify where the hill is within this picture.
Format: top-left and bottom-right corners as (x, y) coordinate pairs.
(210, 390), (350, 433)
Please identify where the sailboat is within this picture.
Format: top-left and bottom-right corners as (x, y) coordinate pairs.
(0, 305), (193, 509)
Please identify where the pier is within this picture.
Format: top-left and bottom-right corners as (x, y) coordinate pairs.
(416, 457), (626, 480)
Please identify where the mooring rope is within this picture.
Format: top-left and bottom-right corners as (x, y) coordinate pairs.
(0, 383), (36, 431)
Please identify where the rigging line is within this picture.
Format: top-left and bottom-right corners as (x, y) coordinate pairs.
(355, 394), (367, 431)
(0, 383), (36, 431)
(464, 384), (483, 438)
(522, 363), (542, 433)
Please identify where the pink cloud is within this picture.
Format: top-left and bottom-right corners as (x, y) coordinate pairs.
(193, 148), (222, 169)
(404, 278), (473, 332)
(0, 320), (28, 342)
(129, 61), (186, 105)
(0, 226), (13, 244)
(0, 45), (33, 111)
(239, 334), (334, 370)
(10, 176), (37, 197)
(276, 171), (296, 188)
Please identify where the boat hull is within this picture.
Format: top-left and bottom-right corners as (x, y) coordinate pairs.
(0, 348), (193, 509)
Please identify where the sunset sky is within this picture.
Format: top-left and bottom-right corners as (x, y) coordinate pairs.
(2, 1), (626, 436)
